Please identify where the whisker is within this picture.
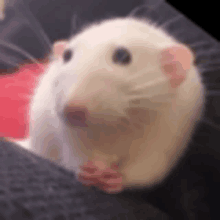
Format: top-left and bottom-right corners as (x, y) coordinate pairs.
(197, 65), (220, 73)
(71, 13), (78, 34)
(126, 67), (155, 82)
(196, 48), (220, 56)
(71, 13), (81, 35)
(159, 15), (183, 29)
(198, 67), (212, 73)
(190, 41), (210, 48)
(0, 39), (41, 67)
(201, 118), (220, 131)
(14, 0), (52, 51)
(206, 90), (220, 97)
(127, 0), (163, 18)
(128, 5), (150, 18)
(0, 53), (19, 67)
(130, 76), (168, 92)
(127, 92), (175, 102)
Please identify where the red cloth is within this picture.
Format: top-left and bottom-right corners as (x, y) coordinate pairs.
(0, 63), (46, 139)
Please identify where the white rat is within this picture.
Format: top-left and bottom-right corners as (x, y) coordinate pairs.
(21, 17), (204, 194)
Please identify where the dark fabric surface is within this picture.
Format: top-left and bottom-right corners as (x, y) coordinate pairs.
(122, 122), (220, 219)
(0, 139), (170, 220)
(0, 0), (220, 219)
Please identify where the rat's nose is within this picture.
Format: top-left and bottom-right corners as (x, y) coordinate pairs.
(63, 105), (89, 127)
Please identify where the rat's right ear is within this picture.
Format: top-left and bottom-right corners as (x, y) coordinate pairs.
(53, 40), (67, 59)
(160, 45), (194, 88)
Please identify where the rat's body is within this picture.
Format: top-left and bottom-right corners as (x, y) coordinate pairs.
(23, 17), (204, 193)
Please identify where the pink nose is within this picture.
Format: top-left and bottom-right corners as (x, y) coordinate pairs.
(63, 105), (89, 127)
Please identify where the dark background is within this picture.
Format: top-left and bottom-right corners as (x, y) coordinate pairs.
(168, 1), (219, 42)
(0, 0), (219, 73)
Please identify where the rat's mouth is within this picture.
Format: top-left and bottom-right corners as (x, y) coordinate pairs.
(65, 110), (89, 127)
(59, 105), (89, 128)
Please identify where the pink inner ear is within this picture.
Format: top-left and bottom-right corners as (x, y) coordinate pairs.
(53, 41), (67, 58)
(160, 45), (193, 88)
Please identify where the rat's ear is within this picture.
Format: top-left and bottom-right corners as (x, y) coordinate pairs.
(53, 40), (67, 58)
(160, 45), (194, 88)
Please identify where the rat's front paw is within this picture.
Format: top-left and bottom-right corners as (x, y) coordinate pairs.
(96, 168), (123, 193)
(78, 161), (124, 194)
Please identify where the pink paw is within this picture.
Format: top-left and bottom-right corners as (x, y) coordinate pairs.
(78, 161), (123, 194)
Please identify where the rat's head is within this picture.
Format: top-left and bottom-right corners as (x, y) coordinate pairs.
(52, 18), (194, 193)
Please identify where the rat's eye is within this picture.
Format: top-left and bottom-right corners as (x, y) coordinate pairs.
(63, 49), (73, 63)
(113, 47), (132, 65)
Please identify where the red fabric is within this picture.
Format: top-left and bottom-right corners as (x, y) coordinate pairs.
(0, 63), (46, 139)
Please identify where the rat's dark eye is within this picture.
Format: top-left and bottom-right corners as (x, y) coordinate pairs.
(63, 49), (73, 63)
(113, 47), (132, 65)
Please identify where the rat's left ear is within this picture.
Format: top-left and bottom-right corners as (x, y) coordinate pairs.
(160, 45), (194, 88)
(53, 40), (67, 59)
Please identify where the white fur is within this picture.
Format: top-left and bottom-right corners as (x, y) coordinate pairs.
(16, 17), (205, 190)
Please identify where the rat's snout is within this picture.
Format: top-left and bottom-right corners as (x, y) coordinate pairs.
(62, 73), (131, 121)
(63, 105), (89, 127)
